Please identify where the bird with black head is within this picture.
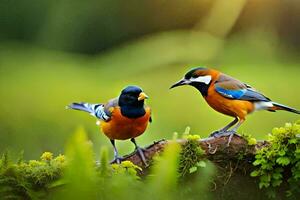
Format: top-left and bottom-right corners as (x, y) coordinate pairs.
(68, 85), (151, 165)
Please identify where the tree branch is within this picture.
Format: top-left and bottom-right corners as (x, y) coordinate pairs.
(115, 135), (269, 169)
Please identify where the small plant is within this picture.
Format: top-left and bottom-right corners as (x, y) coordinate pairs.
(97, 147), (142, 180)
(111, 161), (142, 179)
(251, 121), (300, 198)
(0, 151), (66, 199)
(178, 127), (206, 177)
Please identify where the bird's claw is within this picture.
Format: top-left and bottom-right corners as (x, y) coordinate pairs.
(226, 132), (235, 146)
(210, 130), (239, 137)
(210, 130), (240, 146)
(110, 156), (124, 164)
(136, 147), (148, 167)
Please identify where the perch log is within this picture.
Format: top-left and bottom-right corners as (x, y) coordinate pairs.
(112, 135), (269, 169)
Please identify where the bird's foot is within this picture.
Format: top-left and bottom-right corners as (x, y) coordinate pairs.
(210, 130), (240, 137)
(135, 147), (148, 167)
(110, 156), (124, 164)
(210, 130), (240, 146)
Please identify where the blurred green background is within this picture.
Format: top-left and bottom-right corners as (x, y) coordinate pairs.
(0, 0), (299, 159)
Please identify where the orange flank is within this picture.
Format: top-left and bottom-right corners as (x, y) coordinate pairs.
(101, 107), (151, 140)
(205, 82), (254, 120)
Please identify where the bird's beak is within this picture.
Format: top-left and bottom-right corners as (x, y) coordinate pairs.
(170, 79), (189, 89)
(138, 92), (149, 101)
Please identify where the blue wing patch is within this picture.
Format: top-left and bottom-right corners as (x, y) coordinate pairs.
(215, 86), (246, 99)
(214, 74), (271, 101)
(215, 86), (270, 101)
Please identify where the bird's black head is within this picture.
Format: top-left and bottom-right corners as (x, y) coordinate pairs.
(170, 67), (213, 96)
(119, 86), (149, 118)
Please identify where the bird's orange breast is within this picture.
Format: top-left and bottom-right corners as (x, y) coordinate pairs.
(100, 107), (151, 140)
(205, 85), (254, 120)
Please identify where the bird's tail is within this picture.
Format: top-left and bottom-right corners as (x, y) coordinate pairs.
(67, 102), (96, 113)
(271, 102), (300, 114)
(66, 102), (109, 120)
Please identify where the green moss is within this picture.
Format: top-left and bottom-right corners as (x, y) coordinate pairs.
(241, 133), (257, 146)
(0, 151), (66, 199)
(111, 161), (142, 179)
(251, 121), (300, 198)
(178, 127), (206, 177)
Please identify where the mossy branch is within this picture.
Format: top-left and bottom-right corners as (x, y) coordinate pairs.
(114, 135), (269, 170)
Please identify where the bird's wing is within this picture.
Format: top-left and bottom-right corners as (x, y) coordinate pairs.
(214, 74), (270, 101)
(103, 98), (119, 119)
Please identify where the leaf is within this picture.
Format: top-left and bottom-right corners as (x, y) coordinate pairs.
(189, 166), (197, 174)
(278, 150), (286, 156)
(272, 172), (282, 180)
(253, 160), (261, 166)
(259, 182), (270, 189)
(196, 161), (206, 168)
(276, 157), (290, 166)
(288, 138), (297, 144)
(260, 174), (271, 182)
(261, 163), (273, 170)
(272, 179), (282, 187)
(250, 170), (260, 177)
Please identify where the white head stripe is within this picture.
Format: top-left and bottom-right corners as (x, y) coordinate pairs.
(190, 75), (212, 85)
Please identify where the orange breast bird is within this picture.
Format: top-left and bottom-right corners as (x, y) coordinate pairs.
(68, 86), (151, 164)
(170, 67), (299, 141)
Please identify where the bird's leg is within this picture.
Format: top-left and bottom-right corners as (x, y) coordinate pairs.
(225, 119), (245, 146)
(110, 139), (123, 164)
(131, 138), (148, 166)
(210, 117), (238, 137)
